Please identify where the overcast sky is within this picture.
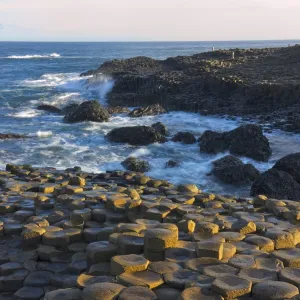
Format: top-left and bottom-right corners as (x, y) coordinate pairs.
(0, 0), (299, 41)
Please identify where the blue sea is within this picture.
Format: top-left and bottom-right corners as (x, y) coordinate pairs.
(1, 40), (300, 196)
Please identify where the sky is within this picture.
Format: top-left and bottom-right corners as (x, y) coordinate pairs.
(0, 0), (300, 41)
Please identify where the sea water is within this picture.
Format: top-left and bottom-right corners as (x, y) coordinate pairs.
(1, 40), (300, 196)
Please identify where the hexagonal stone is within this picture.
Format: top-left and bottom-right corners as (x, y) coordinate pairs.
(23, 270), (53, 287)
(272, 249), (300, 267)
(252, 280), (299, 300)
(144, 229), (178, 252)
(195, 222), (219, 234)
(222, 243), (237, 261)
(148, 261), (182, 275)
(44, 288), (82, 300)
(265, 230), (295, 250)
(14, 286), (44, 300)
(50, 274), (78, 288)
(280, 268), (300, 286)
(82, 282), (125, 300)
(184, 257), (224, 273)
(228, 255), (256, 269)
(163, 269), (199, 289)
(88, 262), (111, 276)
(255, 257), (284, 271)
(118, 234), (144, 255)
(218, 232), (245, 242)
(119, 286), (157, 300)
(86, 241), (118, 263)
(111, 254), (149, 276)
(117, 270), (164, 289)
(196, 241), (224, 260)
(244, 235), (275, 252)
(76, 273), (114, 288)
(42, 230), (70, 250)
(212, 274), (252, 299)
(232, 220), (256, 234)
(179, 287), (223, 300)
(203, 264), (239, 278)
(239, 268), (278, 284)
(154, 287), (181, 300)
(0, 262), (23, 275)
(0, 269), (29, 292)
(165, 247), (196, 264)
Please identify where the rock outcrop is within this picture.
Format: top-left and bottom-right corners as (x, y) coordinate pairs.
(0, 133), (28, 139)
(106, 126), (167, 146)
(171, 132), (196, 144)
(199, 124), (271, 162)
(36, 104), (62, 114)
(212, 155), (260, 185)
(107, 107), (131, 114)
(128, 104), (166, 118)
(121, 157), (151, 172)
(61, 103), (80, 115)
(251, 168), (300, 200)
(151, 122), (168, 136)
(64, 101), (110, 123)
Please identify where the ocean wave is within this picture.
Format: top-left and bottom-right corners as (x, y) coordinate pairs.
(7, 109), (41, 118)
(7, 53), (61, 59)
(29, 131), (53, 137)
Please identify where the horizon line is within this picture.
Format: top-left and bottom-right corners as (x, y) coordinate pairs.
(1, 38), (300, 43)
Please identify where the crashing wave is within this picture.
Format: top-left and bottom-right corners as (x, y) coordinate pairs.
(7, 53), (61, 59)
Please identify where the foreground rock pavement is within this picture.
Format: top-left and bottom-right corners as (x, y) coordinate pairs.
(0, 164), (300, 299)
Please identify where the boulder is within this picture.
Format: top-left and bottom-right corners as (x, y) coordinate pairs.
(0, 134), (27, 139)
(107, 126), (167, 145)
(107, 106), (131, 114)
(64, 100), (110, 123)
(172, 132), (196, 144)
(165, 160), (179, 168)
(273, 153), (300, 184)
(61, 103), (80, 115)
(200, 124), (271, 162)
(121, 157), (151, 172)
(151, 122), (168, 136)
(36, 104), (62, 114)
(212, 155), (260, 184)
(128, 104), (166, 118)
(251, 168), (300, 200)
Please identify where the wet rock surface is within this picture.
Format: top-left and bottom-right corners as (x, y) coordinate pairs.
(64, 100), (110, 123)
(36, 105), (62, 114)
(82, 45), (300, 133)
(0, 164), (300, 299)
(128, 104), (166, 118)
(0, 134), (28, 139)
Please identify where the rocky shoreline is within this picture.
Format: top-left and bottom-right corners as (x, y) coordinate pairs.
(0, 164), (300, 299)
(81, 45), (300, 134)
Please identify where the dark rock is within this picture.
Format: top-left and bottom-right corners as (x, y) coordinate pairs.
(107, 107), (131, 114)
(172, 132), (196, 144)
(121, 157), (151, 172)
(0, 134), (28, 139)
(61, 103), (80, 115)
(212, 155), (260, 184)
(151, 122), (168, 136)
(128, 104), (166, 118)
(251, 168), (300, 200)
(64, 101), (109, 123)
(36, 104), (62, 114)
(200, 125), (271, 162)
(107, 126), (167, 146)
(165, 160), (179, 168)
(273, 153), (300, 184)
(227, 124), (271, 162)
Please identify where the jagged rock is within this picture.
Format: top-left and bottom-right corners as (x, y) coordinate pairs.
(121, 157), (151, 172)
(128, 104), (166, 118)
(36, 104), (62, 114)
(273, 153), (300, 184)
(107, 126), (167, 145)
(0, 134), (28, 139)
(172, 132), (196, 144)
(151, 122), (168, 136)
(61, 103), (80, 115)
(64, 100), (110, 123)
(107, 106), (131, 114)
(200, 124), (271, 162)
(211, 155), (260, 184)
(251, 168), (300, 200)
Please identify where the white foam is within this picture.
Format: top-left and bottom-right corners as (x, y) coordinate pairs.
(8, 109), (40, 118)
(7, 53), (61, 59)
(29, 131), (53, 137)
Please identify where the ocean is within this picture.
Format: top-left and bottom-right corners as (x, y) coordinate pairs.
(1, 40), (300, 196)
